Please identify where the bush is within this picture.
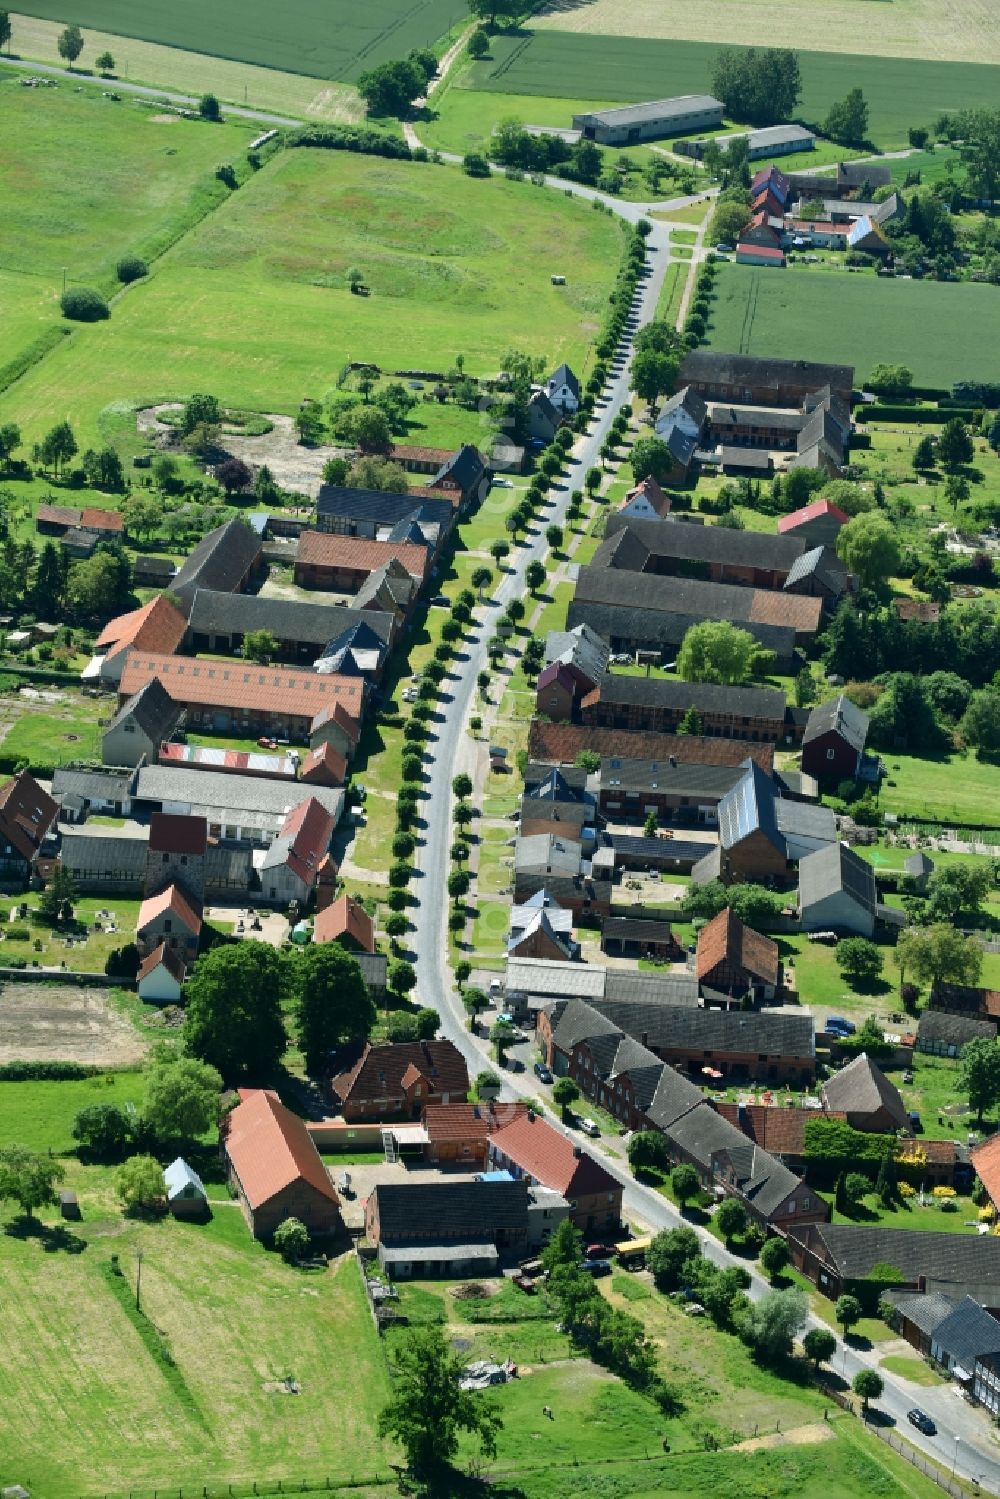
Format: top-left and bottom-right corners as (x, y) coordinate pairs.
(116, 254), (148, 284)
(463, 152), (490, 177)
(60, 287), (110, 322)
(291, 124), (413, 161)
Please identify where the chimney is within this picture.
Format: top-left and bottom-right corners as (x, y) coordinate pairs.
(527, 1108), (535, 1122)
(641, 1032), (648, 1048)
(573, 1145), (582, 1158)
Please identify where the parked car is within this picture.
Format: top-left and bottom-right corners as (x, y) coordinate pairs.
(580, 1118), (600, 1137)
(534, 1062), (553, 1083)
(429, 594), (450, 607)
(715, 242), (734, 252)
(579, 1259), (612, 1277)
(907, 1408), (936, 1436)
(826, 1016), (856, 1036)
(585, 1243), (614, 1260)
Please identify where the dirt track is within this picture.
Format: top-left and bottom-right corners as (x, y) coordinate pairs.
(0, 983), (148, 1066)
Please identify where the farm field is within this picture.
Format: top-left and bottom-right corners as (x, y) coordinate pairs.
(533, 0), (1000, 65)
(6, 13), (364, 120)
(705, 264), (1000, 387)
(469, 32), (1000, 147)
(13, 0), (466, 82)
(0, 149), (623, 449)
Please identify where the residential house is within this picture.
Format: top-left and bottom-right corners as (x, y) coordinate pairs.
(88, 595), (187, 686)
(163, 1156), (208, 1218)
(543, 623), (610, 692)
(101, 679), (181, 768)
(133, 765), (343, 846)
(293, 532), (428, 593)
(600, 917), (679, 961)
(300, 741), (348, 788)
(185, 589), (395, 664)
(787, 1222), (1000, 1302)
(421, 1101), (530, 1166)
(695, 906), (780, 1001)
(259, 796), (336, 908)
(652, 387), (707, 482)
(527, 389), (562, 444)
(136, 882), (202, 962)
(931, 1298), (1000, 1386)
(578, 674), (787, 743)
(364, 1179), (529, 1276)
(527, 720), (775, 773)
(545, 363), (581, 415)
(118, 652), (365, 745)
(710, 1137), (827, 1232)
(424, 444), (487, 508)
(677, 350), (854, 409)
(313, 893), (374, 951)
(222, 1087), (342, 1239)
(572, 95), (723, 147)
(170, 517), (263, 608)
(508, 890), (579, 961)
(596, 755), (744, 825)
(488, 1109), (623, 1234)
(308, 700), (364, 761)
(777, 499), (849, 548)
(513, 833), (612, 915)
(784, 218), (848, 250)
(881, 1290), (960, 1355)
(798, 841), (877, 936)
(136, 942), (186, 1003)
(750, 165), (791, 204)
(332, 1040), (470, 1122)
(821, 1052), (910, 1133)
(0, 770), (58, 887)
(618, 476), (673, 520)
(918, 1009), (995, 1057)
(691, 758), (835, 885)
(800, 694), (870, 781)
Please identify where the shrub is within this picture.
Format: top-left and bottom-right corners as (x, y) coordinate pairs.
(932, 1185), (956, 1198)
(116, 254), (148, 284)
(899, 1180), (915, 1198)
(60, 287), (109, 322)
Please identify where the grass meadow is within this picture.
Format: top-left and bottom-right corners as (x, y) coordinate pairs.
(0, 148), (623, 448)
(15, 0), (466, 82)
(470, 31), (1000, 148)
(705, 264), (1000, 386)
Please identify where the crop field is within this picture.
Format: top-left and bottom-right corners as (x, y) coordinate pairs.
(705, 264), (1000, 386)
(0, 149), (622, 448)
(534, 0), (1000, 65)
(469, 32), (1000, 147)
(14, 0), (466, 81)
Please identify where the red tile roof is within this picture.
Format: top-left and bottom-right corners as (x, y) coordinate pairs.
(223, 1088), (340, 1211)
(621, 476), (671, 517)
(716, 1101), (847, 1156)
(333, 1040), (469, 1108)
(300, 742), (348, 786)
(748, 589), (823, 632)
(314, 893), (374, 951)
(527, 722), (774, 773)
(777, 499), (850, 534)
(736, 243), (786, 261)
(95, 596), (186, 659)
(391, 443), (452, 465)
(0, 770), (58, 863)
(276, 797), (336, 886)
(119, 651), (364, 727)
(149, 812), (207, 856)
(309, 700), (363, 745)
(489, 1111), (620, 1200)
(36, 503), (82, 529)
(137, 882), (203, 937)
(296, 531), (428, 582)
(423, 1101), (530, 1143)
(80, 507), (124, 533)
(696, 907), (780, 987)
(137, 941), (186, 985)
(971, 1133), (1000, 1207)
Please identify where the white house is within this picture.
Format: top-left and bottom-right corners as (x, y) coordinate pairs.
(136, 941), (186, 1003)
(164, 1156), (208, 1218)
(619, 476), (672, 520)
(798, 842), (876, 937)
(545, 363), (580, 416)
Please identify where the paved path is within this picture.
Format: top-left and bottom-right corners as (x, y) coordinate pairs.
(0, 55), (300, 126)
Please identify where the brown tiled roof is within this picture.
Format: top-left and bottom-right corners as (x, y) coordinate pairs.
(137, 941), (186, 985)
(748, 591), (823, 632)
(391, 443), (452, 465)
(296, 531), (428, 581)
(894, 598), (941, 623)
(149, 812), (207, 856)
(274, 797), (336, 886)
(81, 507), (124, 532)
(223, 1088), (340, 1211)
(96, 596), (187, 659)
(489, 1110), (620, 1200)
(333, 1040), (469, 1108)
(0, 770), (58, 862)
(137, 882), (203, 936)
(422, 1101), (529, 1143)
(300, 742), (348, 786)
(527, 721), (774, 773)
(715, 1101), (847, 1156)
(695, 907), (780, 987)
(36, 503), (81, 529)
(314, 894), (374, 951)
(119, 652), (364, 726)
(971, 1133), (1000, 1206)
(898, 1138), (959, 1167)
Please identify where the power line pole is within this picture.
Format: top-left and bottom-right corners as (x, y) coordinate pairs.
(135, 1247), (143, 1312)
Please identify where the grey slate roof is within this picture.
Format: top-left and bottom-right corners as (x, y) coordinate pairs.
(432, 443), (486, 495)
(679, 350), (854, 398)
(103, 679), (180, 747)
(803, 694), (870, 752)
(718, 760), (782, 852)
(798, 841), (877, 917)
(548, 362), (580, 397)
(599, 758), (744, 798)
(187, 588), (393, 647)
(881, 1289), (959, 1338)
(588, 672), (786, 720)
(508, 960), (697, 1007)
(514, 833), (583, 876)
(929, 1296), (1000, 1368)
(567, 598), (796, 660)
(715, 1139), (803, 1217)
(545, 622), (610, 684)
(315, 617), (390, 676)
(602, 971), (699, 1006)
(52, 767), (133, 804)
(353, 557), (418, 613)
(598, 515), (807, 572)
(645, 1064), (705, 1130)
(316, 486), (452, 530)
(372, 1179), (529, 1241)
(774, 798), (837, 845)
(134, 766), (343, 829)
(595, 999), (814, 1059)
(905, 852), (935, 878)
(822, 1053), (909, 1129)
(171, 518), (262, 602)
(918, 1010), (996, 1048)
(789, 1223), (1000, 1293)
(59, 824), (148, 880)
(665, 1101), (747, 1172)
(783, 545), (849, 593)
(525, 767), (591, 806)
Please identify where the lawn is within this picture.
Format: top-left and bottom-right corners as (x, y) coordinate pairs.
(824, 1188), (982, 1236)
(0, 894), (144, 973)
(877, 752), (1000, 829)
(654, 259), (687, 321)
(0, 1071), (146, 1153)
(706, 264), (1000, 388)
(1, 149), (623, 449)
(880, 1353), (947, 1386)
(0, 695), (103, 773)
(15, 0), (466, 82)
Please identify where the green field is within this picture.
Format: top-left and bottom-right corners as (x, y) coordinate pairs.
(470, 31), (1000, 148)
(15, 0), (466, 81)
(0, 148), (622, 447)
(706, 265), (1000, 386)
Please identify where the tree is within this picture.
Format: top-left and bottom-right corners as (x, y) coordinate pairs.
(893, 923), (982, 990)
(803, 1326), (837, 1371)
(468, 26), (489, 58)
(38, 863), (76, 926)
(82, 446), (125, 492)
(57, 22), (84, 63)
(677, 620), (757, 686)
(72, 1103), (132, 1161)
(66, 549), (131, 616)
(759, 1236), (790, 1280)
(671, 1163), (701, 1208)
(575, 749), (601, 772)
(836, 937), (884, 985)
(0, 420), (20, 471)
(216, 456), (252, 495)
(627, 1130), (670, 1172)
(642, 809), (659, 839)
(936, 417), (974, 472)
(184, 942), (289, 1079)
(824, 87), (869, 146)
(143, 1051), (222, 1143)
(738, 1288), (807, 1363)
(836, 512), (901, 591)
(716, 1196), (748, 1242)
(0, 12), (11, 51)
(709, 198), (751, 245)
(181, 392), (221, 434)
(646, 1226), (700, 1290)
(96, 49), (115, 72)
(630, 436), (675, 485)
(632, 349), (680, 409)
(322, 456), (349, 488)
(347, 456), (409, 493)
(913, 434), (937, 471)
(115, 1154), (166, 1214)
(451, 773), (473, 799)
(945, 472), (970, 513)
(853, 1369), (884, 1413)
(960, 1037), (1000, 1125)
(357, 58), (426, 117)
(39, 419), (78, 477)
(955, 107), (1000, 203)
(379, 1325), (502, 1477)
(926, 864), (992, 921)
(961, 689), (1000, 754)
(835, 1293), (862, 1335)
(269, 1215), (310, 1263)
(0, 1145), (65, 1219)
(471, 565), (492, 601)
(389, 959), (417, 995)
(525, 559), (546, 593)
(552, 1076), (580, 1122)
(676, 706), (703, 736)
(545, 523), (564, 550)
(711, 45), (801, 125)
(199, 93), (221, 121)
(242, 628), (279, 665)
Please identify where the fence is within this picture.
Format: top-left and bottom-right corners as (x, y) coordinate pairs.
(821, 1381), (979, 1498)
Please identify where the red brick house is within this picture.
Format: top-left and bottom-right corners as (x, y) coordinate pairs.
(0, 770), (58, 887)
(487, 1109), (622, 1235)
(313, 893), (374, 952)
(695, 907), (780, 1000)
(800, 694), (870, 782)
(294, 532), (428, 592)
(422, 1101), (530, 1165)
(222, 1088), (342, 1239)
(333, 1040), (469, 1122)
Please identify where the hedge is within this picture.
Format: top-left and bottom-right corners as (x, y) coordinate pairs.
(0, 1059), (99, 1080)
(859, 404), (979, 424)
(0, 326), (72, 397)
(289, 124), (414, 160)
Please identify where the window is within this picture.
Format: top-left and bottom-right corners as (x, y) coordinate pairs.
(787, 1200), (796, 1214)
(826, 748), (836, 761)
(163, 919), (172, 933)
(802, 1196), (811, 1210)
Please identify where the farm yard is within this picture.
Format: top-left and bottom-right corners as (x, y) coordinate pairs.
(533, 0), (1000, 65)
(0, 146), (623, 447)
(705, 264), (1000, 386)
(469, 32), (1000, 148)
(13, 0), (467, 81)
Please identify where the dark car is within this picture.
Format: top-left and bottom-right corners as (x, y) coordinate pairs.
(579, 1259), (612, 1277)
(534, 1062), (553, 1083)
(907, 1408), (936, 1436)
(585, 1243), (614, 1260)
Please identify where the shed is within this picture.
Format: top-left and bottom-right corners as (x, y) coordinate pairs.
(164, 1156), (209, 1218)
(59, 1190), (81, 1221)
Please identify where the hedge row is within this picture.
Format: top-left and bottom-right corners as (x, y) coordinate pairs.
(859, 404), (979, 424)
(0, 1059), (99, 1080)
(289, 124), (414, 161)
(0, 326), (72, 398)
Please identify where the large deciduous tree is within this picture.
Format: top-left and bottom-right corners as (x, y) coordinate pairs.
(184, 942), (290, 1079)
(295, 942), (375, 1075)
(378, 1326), (502, 1477)
(710, 46), (801, 126)
(0, 1144), (65, 1219)
(143, 1050), (223, 1144)
(677, 619), (758, 686)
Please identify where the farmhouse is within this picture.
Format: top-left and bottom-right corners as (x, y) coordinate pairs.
(691, 759), (835, 884)
(787, 1222), (1000, 1304)
(527, 720), (775, 773)
(332, 1040), (470, 1122)
(170, 517), (263, 607)
(487, 1110), (622, 1234)
(364, 1179), (529, 1275)
(101, 679), (181, 768)
(223, 1087), (342, 1239)
(313, 893), (374, 951)
(293, 532), (429, 593)
(785, 162), (892, 201)
(420, 1101), (531, 1166)
(185, 589), (396, 662)
(259, 796), (336, 908)
(544, 363), (581, 415)
(598, 516), (813, 591)
(800, 694), (870, 781)
(798, 841), (877, 936)
(527, 388), (562, 443)
(695, 906), (780, 1001)
(572, 95), (723, 146)
(677, 351), (854, 408)
(136, 882), (202, 961)
(118, 652), (365, 745)
(508, 889), (579, 961)
(314, 486), (454, 545)
(133, 765), (344, 844)
(596, 755), (743, 824)
(821, 1052), (910, 1133)
(0, 770), (58, 887)
(777, 498), (849, 547)
(578, 674), (787, 743)
(87, 595), (187, 686)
